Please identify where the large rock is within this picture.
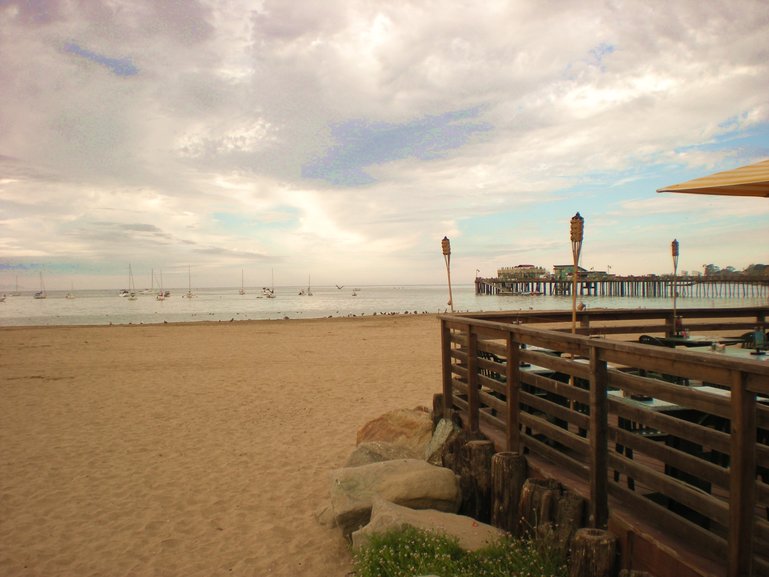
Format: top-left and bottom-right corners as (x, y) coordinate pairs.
(330, 458), (461, 538)
(424, 418), (461, 465)
(356, 407), (433, 455)
(352, 497), (505, 552)
(345, 441), (420, 467)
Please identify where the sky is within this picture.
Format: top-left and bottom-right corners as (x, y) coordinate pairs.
(1, 0), (768, 291)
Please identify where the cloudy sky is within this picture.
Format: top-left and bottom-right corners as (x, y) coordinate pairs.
(1, 0), (768, 291)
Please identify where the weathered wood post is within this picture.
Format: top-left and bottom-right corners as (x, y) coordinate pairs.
(466, 328), (480, 432)
(458, 440), (495, 523)
(505, 331), (521, 452)
(440, 320), (453, 419)
(519, 478), (586, 555)
(441, 429), (487, 474)
(569, 528), (617, 577)
(589, 346), (609, 528)
(432, 393), (444, 430)
(728, 372), (756, 577)
(491, 451), (527, 535)
(518, 478), (561, 537)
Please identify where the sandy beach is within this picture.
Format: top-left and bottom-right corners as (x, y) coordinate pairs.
(0, 314), (443, 577)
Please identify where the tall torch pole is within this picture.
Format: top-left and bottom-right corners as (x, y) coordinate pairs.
(672, 239), (679, 335)
(442, 236), (454, 313)
(570, 213), (584, 335)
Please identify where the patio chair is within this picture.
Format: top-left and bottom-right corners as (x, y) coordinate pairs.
(639, 335), (670, 347)
(637, 335), (689, 385)
(740, 332), (755, 349)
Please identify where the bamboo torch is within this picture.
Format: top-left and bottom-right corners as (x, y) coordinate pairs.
(442, 236), (454, 313)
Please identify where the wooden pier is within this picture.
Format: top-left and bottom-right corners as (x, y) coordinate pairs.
(475, 276), (769, 299)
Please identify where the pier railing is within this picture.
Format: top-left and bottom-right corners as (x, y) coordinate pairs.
(439, 307), (769, 577)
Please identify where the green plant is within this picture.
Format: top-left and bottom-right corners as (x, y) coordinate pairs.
(352, 525), (568, 577)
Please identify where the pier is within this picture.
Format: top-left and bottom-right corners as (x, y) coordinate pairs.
(475, 275), (769, 299)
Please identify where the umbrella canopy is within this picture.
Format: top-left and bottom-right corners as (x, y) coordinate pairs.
(656, 158), (769, 198)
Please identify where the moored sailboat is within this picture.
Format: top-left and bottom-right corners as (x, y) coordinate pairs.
(183, 265), (194, 298)
(127, 264), (138, 300)
(33, 272), (47, 299)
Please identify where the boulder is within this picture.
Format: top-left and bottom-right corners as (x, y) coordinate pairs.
(330, 458), (461, 538)
(345, 441), (420, 467)
(356, 407), (433, 455)
(352, 497), (505, 552)
(424, 418), (461, 465)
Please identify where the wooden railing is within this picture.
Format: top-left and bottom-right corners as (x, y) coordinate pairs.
(457, 305), (767, 338)
(439, 307), (769, 577)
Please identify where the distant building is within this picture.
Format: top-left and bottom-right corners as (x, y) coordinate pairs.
(498, 264), (548, 280)
(552, 264), (588, 280)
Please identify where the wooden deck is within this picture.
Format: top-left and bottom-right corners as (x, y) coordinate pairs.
(439, 306), (769, 577)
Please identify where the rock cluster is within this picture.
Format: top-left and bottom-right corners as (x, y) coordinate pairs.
(318, 407), (504, 550)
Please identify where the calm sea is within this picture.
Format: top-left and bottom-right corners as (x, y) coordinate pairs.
(0, 284), (765, 327)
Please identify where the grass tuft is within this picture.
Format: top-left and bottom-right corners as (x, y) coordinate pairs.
(352, 525), (568, 577)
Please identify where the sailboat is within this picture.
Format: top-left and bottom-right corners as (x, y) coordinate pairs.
(299, 274), (313, 296)
(262, 269), (275, 298)
(184, 266), (194, 298)
(156, 270), (167, 300)
(65, 281), (76, 299)
(11, 276), (20, 296)
(142, 270), (154, 294)
(239, 269), (246, 295)
(33, 271), (47, 299)
(127, 264), (138, 300)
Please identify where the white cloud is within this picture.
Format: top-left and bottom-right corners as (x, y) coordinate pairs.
(1, 0), (767, 287)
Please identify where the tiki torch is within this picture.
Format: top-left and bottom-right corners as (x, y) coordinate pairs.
(570, 213), (584, 335)
(442, 236), (454, 312)
(672, 239), (679, 335)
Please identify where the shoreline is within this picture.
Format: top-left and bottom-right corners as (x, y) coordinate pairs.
(0, 311), (440, 331)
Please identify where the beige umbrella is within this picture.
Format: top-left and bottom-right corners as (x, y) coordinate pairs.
(656, 158), (769, 198)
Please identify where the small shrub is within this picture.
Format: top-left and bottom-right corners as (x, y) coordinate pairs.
(352, 525), (568, 577)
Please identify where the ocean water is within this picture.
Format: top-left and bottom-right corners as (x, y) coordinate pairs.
(0, 284), (765, 327)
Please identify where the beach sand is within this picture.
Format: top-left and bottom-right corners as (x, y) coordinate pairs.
(0, 314), (442, 577)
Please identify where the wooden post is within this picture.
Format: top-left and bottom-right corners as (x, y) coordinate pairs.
(728, 372), (755, 577)
(518, 478), (586, 554)
(467, 329), (480, 432)
(569, 528), (617, 577)
(506, 332), (521, 452)
(491, 451), (527, 535)
(553, 490), (586, 557)
(441, 429), (487, 474)
(458, 440), (495, 523)
(432, 393), (444, 430)
(589, 346), (609, 528)
(441, 320), (453, 419)
(518, 478), (561, 537)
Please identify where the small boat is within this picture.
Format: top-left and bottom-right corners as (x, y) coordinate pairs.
(33, 272), (47, 299)
(127, 264), (138, 301)
(156, 270), (167, 300)
(263, 269), (275, 298)
(183, 265), (194, 298)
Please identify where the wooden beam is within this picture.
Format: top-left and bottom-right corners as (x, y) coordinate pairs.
(589, 346), (609, 529)
(729, 372), (756, 577)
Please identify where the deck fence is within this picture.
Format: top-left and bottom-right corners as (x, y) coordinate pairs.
(439, 306), (769, 577)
